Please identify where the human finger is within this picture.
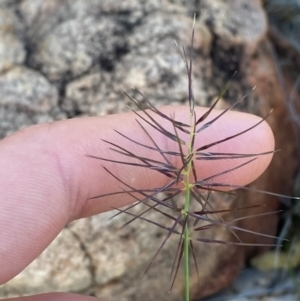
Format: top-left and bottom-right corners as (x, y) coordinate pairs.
(0, 106), (274, 284)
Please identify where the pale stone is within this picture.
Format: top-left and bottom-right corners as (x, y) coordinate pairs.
(0, 228), (92, 297)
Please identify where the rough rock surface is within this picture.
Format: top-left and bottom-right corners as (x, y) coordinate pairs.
(0, 0), (298, 300)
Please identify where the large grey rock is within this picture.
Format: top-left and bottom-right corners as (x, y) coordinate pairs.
(0, 227), (92, 297)
(31, 16), (127, 81)
(0, 6), (26, 74)
(0, 7), (25, 72)
(0, 66), (61, 138)
(0, 34), (25, 73)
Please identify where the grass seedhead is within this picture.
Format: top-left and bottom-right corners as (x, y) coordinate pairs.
(87, 16), (299, 301)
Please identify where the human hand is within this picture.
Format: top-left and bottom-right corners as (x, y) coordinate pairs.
(0, 106), (274, 301)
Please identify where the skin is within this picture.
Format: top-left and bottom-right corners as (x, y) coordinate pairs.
(0, 106), (274, 301)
